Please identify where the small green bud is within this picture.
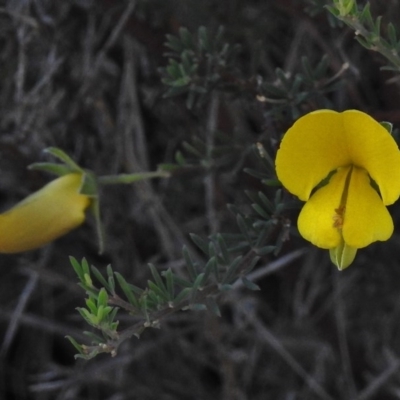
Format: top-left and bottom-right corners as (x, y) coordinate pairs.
(333, 0), (356, 17)
(329, 240), (357, 270)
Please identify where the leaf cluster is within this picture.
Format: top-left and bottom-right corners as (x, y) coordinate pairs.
(160, 26), (241, 108)
(327, 1), (400, 72)
(258, 55), (344, 120)
(68, 146), (292, 359)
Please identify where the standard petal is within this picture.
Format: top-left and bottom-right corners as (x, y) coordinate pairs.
(342, 110), (400, 205)
(342, 167), (393, 248)
(297, 167), (351, 249)
(276, 110), (350, 201)
(0, 173), (90, 253)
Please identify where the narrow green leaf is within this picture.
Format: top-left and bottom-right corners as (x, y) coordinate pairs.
(354, 36), (372, 50)
(208, 242), (217, 259)
(247, 256), (260, 273)
(190, 233), (209, 255)
(70, 256), (84, 281)
(252, 204), (270, 219)
(192, 273), (204, 292)
(256, 246), (276, 256)
(291, 74), (303, 94)
(182, 246), (197, 280)
(81, 258), (90, 276)
(83, 330), (106, 343)
(206, 297), (221, 317)
(301, 56), (313, 79)
(274, 189), (282, 207)
(373, 15), (382, 36)
(148, 281), (169, 301)
(191, 303), (207, 311)
(203, 256), (217, 283)
(242, 277), (260, 291)
(91, 265), (110, 292)
(97, 305), (105, 322)
(219, 283), (233, 291)
(243, 168), (269, 180)
(174, 287), (192, 304)
(275, 68), (290, 90)
(217, 234), (230, 264)
(261, 179), (281, 186)
(258, 192), (273, 212)
(166, 59), (182, 79)
(245, 190), (259, 204)
(44, 147), (82, 172)
(168, 273), (193, 288)
(28, 162), (72, 176)
(85, 298), (97, 314)
(359, 3), (373, 28)
(182, 141), (204, 158)
(227, 203), (240, 215)
(164, 268), (174, 300)
(66, 336), (84, 354)
(115, 272), (139, 308)
(175, 150), (186, 165)
(79, 171), (98, 197)
(388, 23), (397, 46)
(107, 265), (115, 294)
(148, 263), (168, 294)
(314, 55), (329, 78)
(236, 215), (252, 245)
(262, 82), (287, 98)
(222, 255), (242, 284)
(97, 288), (108, 307)
(77, 308), (96, 326)
(179, 27), (195, 50)
(109, 308), (119, 323)
(198, 26), (210, 52)
(255, 223), (273, 248)
(89, 196), (104, 255)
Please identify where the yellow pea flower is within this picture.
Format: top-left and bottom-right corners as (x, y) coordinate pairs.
(0, 173), (90, 253)
(275, 109), (400, 270)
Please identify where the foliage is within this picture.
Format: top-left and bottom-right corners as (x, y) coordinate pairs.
(327, 0), (400, 71)
(67, 144), (293, 358)
(3, 1), (400, 399)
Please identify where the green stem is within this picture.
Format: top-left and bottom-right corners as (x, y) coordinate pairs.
(98, 171), (170, 185)
(340, 15), (400, 71)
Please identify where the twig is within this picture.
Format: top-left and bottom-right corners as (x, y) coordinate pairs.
(252, 317), (335, 400)
(94, 0), (136, 74)
(355, 356), (400, 400)
(232, 248), (307, 289)
(81, 250), (258, 357)
(204, 93), (219, 235)
(334, 270), (358, 398)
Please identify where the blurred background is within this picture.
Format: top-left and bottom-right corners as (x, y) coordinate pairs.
(1, 0), (400, 399)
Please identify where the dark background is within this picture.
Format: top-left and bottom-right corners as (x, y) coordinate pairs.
(1, 0), (400, 399)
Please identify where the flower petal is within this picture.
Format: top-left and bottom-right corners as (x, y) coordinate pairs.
(342, 167), (393, 248)
(276, 110), (350, 201)
(297, 167), (351, 249)
(341, 110), (400, 205)
(276, 109), (400, 204)
(0, 173), (90, 253)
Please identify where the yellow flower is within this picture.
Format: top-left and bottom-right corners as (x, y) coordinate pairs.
(0, 173), (90, 253)
(275, 110), (400, 269)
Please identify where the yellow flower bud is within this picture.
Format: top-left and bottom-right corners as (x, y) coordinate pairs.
(0, 173), (90, 253)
